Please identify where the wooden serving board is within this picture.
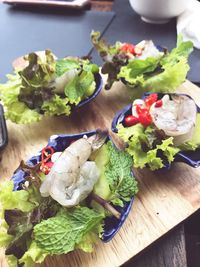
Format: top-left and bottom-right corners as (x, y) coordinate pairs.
(1, 79), (200, 267)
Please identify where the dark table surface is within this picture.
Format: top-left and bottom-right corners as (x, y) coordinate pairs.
(91, 0), (200, 85)
(0, 2), (115, 81)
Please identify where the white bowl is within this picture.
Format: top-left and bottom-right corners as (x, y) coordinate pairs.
(129, 0), (191, 24)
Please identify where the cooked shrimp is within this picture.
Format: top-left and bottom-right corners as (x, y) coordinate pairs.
(40, 130), (108, 206)
(150, 95), (197, 145)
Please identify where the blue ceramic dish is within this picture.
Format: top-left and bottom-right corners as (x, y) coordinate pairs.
(112, 93), (200, 169)
(12, 130), (134, 242)
(77, 73), (103, 108)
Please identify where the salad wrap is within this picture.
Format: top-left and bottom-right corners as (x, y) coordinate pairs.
(91, 31), (193, 95)
(112, 93), (200, 170)
(0, 50), (102, 124)
(0, 130), (138, 267)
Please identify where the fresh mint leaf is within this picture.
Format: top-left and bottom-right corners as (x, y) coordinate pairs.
(55, 59), (80, 77)
(64, 71), (94, 104)
(34, 207), (104, 254)
(105, 141), (138, 206)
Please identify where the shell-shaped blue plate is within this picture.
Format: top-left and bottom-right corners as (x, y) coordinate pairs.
(111, 93), (200, 169)
(77, 73), (103, 108)
(12, 130), (134, 242)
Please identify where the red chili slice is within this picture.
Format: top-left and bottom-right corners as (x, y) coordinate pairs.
(136, 104), (149, 115)
(139, 113), (152, 126)
(155, 100), (163, 108)
(120, 43), (135, 55)
(144, 93), (158, 107)
(124, 115), (139, 126)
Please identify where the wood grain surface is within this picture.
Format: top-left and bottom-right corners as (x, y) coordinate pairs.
(1, 79), (200, 267)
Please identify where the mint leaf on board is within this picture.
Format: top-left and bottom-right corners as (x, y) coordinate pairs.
(105, 142), (138, 206)
(34, 207), (104, 255)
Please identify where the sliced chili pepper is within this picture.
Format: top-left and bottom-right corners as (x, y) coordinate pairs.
(155, 100), (163, 108)
(40, 146), (55, 174)
(144, 93), (158, 107)
(139, 113), (152, 126)
(120, 43), (135, 55)
(124, 115), (139, 127)
(136, 104), (149, 115)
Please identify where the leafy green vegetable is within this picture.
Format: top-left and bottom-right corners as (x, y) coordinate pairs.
(91, 31), (121, 57)
(93, 141), (138, 207)
(19, 241), (48, 267)
(0, 51), (99, 124)
(91, 31), (129, 90)
(119, 56), (161, 80)
(105, 142), (138, 206)
(42, 95), (71, 116)
(118, 38), (193, 93)
(142, 58), (189, 92)
(56, 58), (80, 77)
(117, 123), (180, 170)
(0, 180), (36, 213)
(0, 74), (42, 124)
(91, 31), (193, 92)
(18, 50), (56, 110)
(64, 71), (95, 104)
(34, 207), (104, 254)
(0, 139), (137, 267)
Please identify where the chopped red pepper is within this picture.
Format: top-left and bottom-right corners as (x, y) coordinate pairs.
(139, 113), (152, 126)
(144, 93), (158, 107)
(124, 115), (139, 127)
(40, 161), (54, 175)
(120, 43), (135, 55)
(136, 104), (149, 115)
(155, 100), (163, 108)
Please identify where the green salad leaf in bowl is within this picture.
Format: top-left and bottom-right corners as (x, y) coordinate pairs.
(91, 31), (193, 95)
(0, 130), (138, 267)
(0, 50), (101, 124)
(112, 93), (200, 171)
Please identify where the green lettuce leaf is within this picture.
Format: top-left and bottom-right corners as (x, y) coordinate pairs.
(160, 36), (193, 66)
(0, 74), (42, 124)
(91, 31), (121, 57)
(6, 255), (18, 267)
(92, 31), (193, 92)
(19, 241), (48, 267)
(34, 207), (104, 254)
(42, 95), (71, 116)
(0, 180), (36, 213)
(142, 57), (189, 92)
(0, 52), (99, 124)
(118, 56), (161, 84)
(18, 50), (56, 110)
(91, 31), (129, 90)
(117, 123), (180, 170)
